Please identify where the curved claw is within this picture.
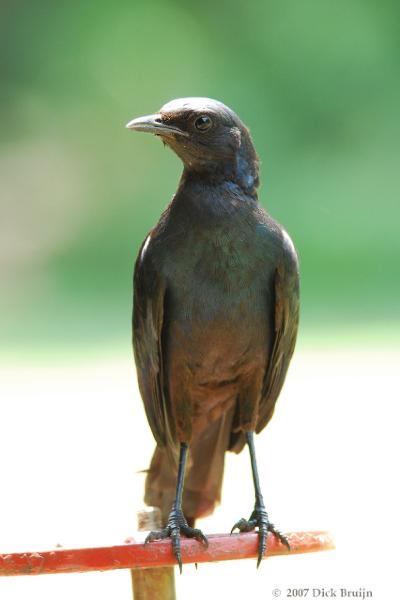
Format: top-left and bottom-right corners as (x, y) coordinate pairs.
(231, 517), (256, 534)
(144, 509), (208, 573)
(181, 525), (209, 547)
(170, 526), (183, 573)
(232, 507), (289, 567)
(257, 525), (268, 568)
(268, 523), (291, 551)
(145, 528), (170, 543)
(231, 519), (243, 534)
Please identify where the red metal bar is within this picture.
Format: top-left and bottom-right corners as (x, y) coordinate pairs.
(0, 531), (333, 577)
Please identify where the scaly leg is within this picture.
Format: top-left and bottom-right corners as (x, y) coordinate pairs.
(231, 432), (290, 567)
(145, 442), (208, 572)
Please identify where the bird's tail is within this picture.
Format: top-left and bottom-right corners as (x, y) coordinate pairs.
(144, 409), (234, 526)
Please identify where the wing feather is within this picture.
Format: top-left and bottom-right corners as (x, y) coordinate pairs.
(132, 236), (172, 448)
(256, 230), (300, 433)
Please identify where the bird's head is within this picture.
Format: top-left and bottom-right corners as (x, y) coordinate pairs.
(126, 97), (259, 195)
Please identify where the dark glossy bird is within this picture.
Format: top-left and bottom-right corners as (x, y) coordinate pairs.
(126, 97), (300, 571)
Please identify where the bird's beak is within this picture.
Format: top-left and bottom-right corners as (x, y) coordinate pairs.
(125, 114), (189, 137)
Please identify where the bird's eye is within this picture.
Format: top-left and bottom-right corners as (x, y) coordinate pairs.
(194, 115), (213, 132)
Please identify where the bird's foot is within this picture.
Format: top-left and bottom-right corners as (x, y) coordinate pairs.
(145, 505), (208, 573)
(231, 504), (290, 567)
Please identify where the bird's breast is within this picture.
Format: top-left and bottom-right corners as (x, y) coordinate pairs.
(162, 246), (274, 393)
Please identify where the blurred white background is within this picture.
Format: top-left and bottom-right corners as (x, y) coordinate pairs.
(0, 340), (398, 599)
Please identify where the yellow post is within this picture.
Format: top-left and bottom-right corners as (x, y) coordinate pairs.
(131, 507), (176, 600)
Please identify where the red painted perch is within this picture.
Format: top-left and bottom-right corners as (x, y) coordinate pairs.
(0, 531), (334, 577)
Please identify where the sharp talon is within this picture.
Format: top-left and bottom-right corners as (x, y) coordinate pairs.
(268, 524), (291, 551)
(231, 518), (253, 533)
(171, 530), (182, 573)
(277, 534), (291, 551)
(232, 506), (286, 566)
(257, 527), (267, 566)
(145, 507), (207, 572)
(231, 518), (256, 533)
(193, 529), (208, 547)
(177, 555), (182, 574)
(145, 529), (165, 543)
(180, 525), (209, 547)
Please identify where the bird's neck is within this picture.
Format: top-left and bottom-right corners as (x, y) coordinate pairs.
(179, 167), (259, 202)
(172, 169), (258, 219)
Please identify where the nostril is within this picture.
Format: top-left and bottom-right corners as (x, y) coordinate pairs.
(154, 117), (162, 123)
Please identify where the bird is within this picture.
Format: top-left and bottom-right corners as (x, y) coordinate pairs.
(126, 97), (300, 571)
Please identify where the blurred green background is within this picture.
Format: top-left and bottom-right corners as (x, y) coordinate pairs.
(1, 0), (399, 354)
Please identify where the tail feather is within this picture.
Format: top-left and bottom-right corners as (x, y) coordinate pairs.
(145, 408), (234, 526)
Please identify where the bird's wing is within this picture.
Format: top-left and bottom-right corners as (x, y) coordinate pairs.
(133, 235), (172, 448)
(256, 230), (300, 433)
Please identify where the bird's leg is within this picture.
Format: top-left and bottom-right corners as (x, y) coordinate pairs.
(145, 442), (208, 572)
(231, 432), (290, 567)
